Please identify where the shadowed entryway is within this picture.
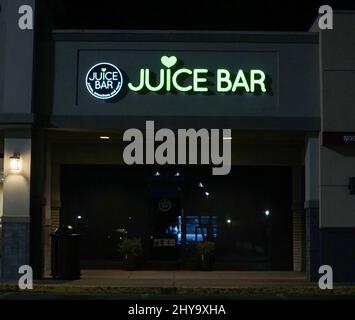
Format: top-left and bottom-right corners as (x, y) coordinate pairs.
(60, 165), (293, 270)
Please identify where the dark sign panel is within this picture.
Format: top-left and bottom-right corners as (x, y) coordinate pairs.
(51, 36), (320, 129)
(322, 132), (355, 146)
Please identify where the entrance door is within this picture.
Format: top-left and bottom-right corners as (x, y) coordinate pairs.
(147, 169), (182, 263)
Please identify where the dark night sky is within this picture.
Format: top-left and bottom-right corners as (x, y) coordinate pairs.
(42, 0), (355, 31)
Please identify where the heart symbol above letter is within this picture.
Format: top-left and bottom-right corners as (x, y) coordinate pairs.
(161, 56), (177, 68)
(101, 68), (107, 73)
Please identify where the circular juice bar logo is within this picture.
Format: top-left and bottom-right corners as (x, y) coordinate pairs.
(86, 62), (123, 100)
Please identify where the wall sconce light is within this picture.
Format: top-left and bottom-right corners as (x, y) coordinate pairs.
(9, 153), (21, 172)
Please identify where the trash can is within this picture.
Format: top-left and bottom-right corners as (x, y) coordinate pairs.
(51, 225), (81, 280)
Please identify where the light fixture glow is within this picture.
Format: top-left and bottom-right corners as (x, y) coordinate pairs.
(265, 210), (271, 216)
(223, 137), (232, 140)
(154, 172), (160, 177)
(100, 136), (110, 140)
(9, 153), (21, 172)
(198, 182), (204, 188)
(227, 219), (232, 224)
(174, 172), (181, 177)
(77, 215), (82, 220)
(205, 191), (210, 197)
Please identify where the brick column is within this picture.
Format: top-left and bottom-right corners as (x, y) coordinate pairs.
(292, 166), (304, 272)
(304, 135), (320, 281)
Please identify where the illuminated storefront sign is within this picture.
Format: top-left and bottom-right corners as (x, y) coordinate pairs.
(86, 62), (123, 99)
(86, 56), (269, 100)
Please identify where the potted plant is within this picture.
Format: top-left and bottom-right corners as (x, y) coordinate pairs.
(118, 237), (142, 271)
(196, 241), (216, 271)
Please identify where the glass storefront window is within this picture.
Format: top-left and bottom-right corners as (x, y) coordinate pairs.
(165, 215), (218, 244)
(184, 216), (218, 243)
(61, 165), (293, 269)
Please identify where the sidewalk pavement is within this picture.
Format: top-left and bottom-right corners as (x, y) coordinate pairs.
(14, 270), (312, 288)
(3, 271), (355, 299)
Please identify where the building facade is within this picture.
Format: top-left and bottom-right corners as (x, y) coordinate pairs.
(0, 1), (355, 282)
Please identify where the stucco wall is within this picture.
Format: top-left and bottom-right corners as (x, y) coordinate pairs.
(3, 138), (31, 218)
(0, 0), (6, 114)
(320, 147), (355, 227)
(0, 0), (34, 117)
(316, 13), (355, 227)
(321, 14), (355, 132)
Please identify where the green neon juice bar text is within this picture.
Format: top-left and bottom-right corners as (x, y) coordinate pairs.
(128, 56), (268, 94)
